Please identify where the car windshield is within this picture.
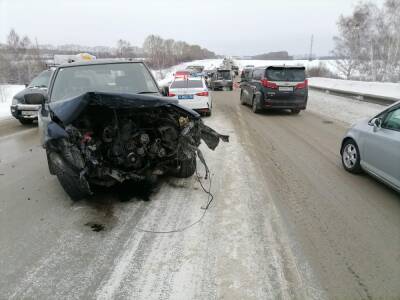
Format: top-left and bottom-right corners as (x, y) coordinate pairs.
(266, 68), (305, 82)
(170, 80), (203, 89)
(28, 70), (52, 88)
(217, 71), (231, 80)
(51, 63), (159, 102)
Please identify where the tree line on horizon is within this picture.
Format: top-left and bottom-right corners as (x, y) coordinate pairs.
(0, 30), (217, 84)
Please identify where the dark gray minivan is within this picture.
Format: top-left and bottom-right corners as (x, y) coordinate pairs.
(240, 66), (308, 114)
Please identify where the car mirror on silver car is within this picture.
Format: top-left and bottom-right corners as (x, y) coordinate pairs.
(371, 117), (382, 131)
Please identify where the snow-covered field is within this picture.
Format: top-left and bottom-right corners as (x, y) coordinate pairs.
(0, 85), (25, 119)
(309, 77), (400, 101)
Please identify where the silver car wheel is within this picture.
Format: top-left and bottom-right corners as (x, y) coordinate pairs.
(343, 144), (358, 169)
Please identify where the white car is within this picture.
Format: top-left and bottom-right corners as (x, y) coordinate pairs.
(168, 76), (212, 116)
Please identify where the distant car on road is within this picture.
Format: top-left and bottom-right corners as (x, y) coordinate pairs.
(231, 65), (239, 76)
(341, 101), (400, 193)
(240, 66), (308, 114)
(168, 76), (212, 116)
(186, 65), (205, 74)
(174, 70), (191, 78)
(210, 69), (233, 91)
(10, 69), (53, 125)
(240, 67), (253, 82)
(203, 70), (215, 87)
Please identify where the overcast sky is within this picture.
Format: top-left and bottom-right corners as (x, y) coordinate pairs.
(0, 0), (384, 56)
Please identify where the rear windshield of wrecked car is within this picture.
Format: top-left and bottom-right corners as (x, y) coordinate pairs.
(170, 80), (204, 89)
(50, 63), (158, 102)
(266, 68), (305, 82)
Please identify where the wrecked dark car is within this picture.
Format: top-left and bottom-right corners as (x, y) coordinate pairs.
(32, 60), (228, 200)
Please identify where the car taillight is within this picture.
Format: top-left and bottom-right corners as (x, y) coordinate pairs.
(196, 91), (209, 96)
(261, 79), (278, 89)
(168, 92), (176, 97)
(295, 80), (308, 90)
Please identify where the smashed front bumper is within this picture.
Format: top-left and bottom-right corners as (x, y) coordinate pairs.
(43, 92), (228, 191)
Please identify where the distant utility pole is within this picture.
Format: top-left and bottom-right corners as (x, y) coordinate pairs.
(309, 35), (314, 61)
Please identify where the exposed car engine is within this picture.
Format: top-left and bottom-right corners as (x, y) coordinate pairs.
(43, 93), (228, 199)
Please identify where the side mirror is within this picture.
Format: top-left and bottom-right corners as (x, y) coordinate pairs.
(24, 93), (46, 105)
(25, 83), (29, 88)
(161, 86), (169, 97)
(371, 117), (382, 131)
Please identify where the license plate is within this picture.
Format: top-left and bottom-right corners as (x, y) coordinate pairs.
(21, 111), (37, 116)
(279, 86), (293, 92)
(178, 95), (194, 100)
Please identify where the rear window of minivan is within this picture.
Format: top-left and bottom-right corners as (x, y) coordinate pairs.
(266, 67), (305, 82)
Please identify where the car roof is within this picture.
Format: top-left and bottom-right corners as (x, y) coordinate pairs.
(58, 59), (144, 68)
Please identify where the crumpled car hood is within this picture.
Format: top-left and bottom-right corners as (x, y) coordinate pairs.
(48, 92), (200, 126)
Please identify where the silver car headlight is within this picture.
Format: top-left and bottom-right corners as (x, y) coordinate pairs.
(12, 97), (19, 106)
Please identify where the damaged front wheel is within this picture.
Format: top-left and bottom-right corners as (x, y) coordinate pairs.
(56, 168), (91, 201)
(49, 152), (91, 201)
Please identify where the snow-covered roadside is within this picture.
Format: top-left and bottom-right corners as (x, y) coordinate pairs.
(309, 77), (400, 101)
(307, 89), (385, 125)
(236, 59), (339, 74)
(0, 85), (25, 119)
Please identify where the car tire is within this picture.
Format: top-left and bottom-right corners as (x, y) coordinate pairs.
(172, 157), (196, 178)
(291, 109), (301, 115)
(252, 97), (260, 114)
(341, 139), (362, 174)
(19, 118), (34, 125)
(50, 154), (91, 201)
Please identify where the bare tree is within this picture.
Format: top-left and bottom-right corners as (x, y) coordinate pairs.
(143, 35), (216, 71)
(333, 0), (400, 82)
(143, 35), (166, 74)
(116, 39), (134, 58)
(1, 29), (46, 84)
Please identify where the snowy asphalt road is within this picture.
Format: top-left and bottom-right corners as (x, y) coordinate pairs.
(1, 90), (399, 299)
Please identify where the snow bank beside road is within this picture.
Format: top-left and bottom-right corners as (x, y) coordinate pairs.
(0, 85), (25, 119)
(308, 90), (385, 125)
(309, 77), (400, 101)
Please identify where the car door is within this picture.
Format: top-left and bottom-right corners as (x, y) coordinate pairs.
(248, 69), (262, 103)
(362, 106), (400, 189)
(241, 70), (252, 104)
(211, 73), (217, 90)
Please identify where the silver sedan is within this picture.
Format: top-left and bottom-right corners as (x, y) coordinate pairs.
(341, 101), (400, 193)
